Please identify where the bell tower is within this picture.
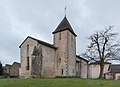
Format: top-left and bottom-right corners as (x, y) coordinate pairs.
(52, 16), (77, 76)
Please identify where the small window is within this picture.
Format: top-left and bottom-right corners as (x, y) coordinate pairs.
(26, 57), (29, 70)
(59, 33), (61, 40)
(71, 34), (73, 41)
(59, 58), (61, 63)
(61, 69), (63, 75)
(27, 44), (29, 54)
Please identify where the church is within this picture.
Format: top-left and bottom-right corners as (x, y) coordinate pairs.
(19, 16), (88, 78)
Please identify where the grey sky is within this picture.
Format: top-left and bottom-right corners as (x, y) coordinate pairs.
(0, 0), (120, 65)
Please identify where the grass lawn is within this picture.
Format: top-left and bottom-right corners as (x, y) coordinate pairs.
(0, 78), (120, 87)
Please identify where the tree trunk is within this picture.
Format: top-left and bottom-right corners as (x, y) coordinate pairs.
(99, 63), (104, 78)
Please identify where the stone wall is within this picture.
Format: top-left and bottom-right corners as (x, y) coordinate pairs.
(76, 57), (88, 78)
(4, 62), (20, 77)
(67, 31), (76, 76)
(115, 73), (120, 80)
(10, 63), (20, 77)
(80, 59), (88, 78)
(19, 37), (56, 78)
(54, 30), (76, 76)
(54, 30), (68, 76)
(41, 44), (56, 77)
(89, 64), (110, 78)
(105, 73), (114, 80)
(4, 65), (11, 76)
(19, 38), (37, 78)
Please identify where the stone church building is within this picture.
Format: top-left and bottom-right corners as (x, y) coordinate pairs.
(19, 16), (88, 78)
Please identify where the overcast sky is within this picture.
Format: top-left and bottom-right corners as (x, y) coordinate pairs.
(0, 0), (120, 65)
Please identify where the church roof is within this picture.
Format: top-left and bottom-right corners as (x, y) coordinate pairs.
(12, 62), (20, 65)
(19, 36), (57, 49)
(76, 55), (89, 62)
(89, 61), (111, 65)
(108, 65), (120, 73)
(52, 16), (77, 36)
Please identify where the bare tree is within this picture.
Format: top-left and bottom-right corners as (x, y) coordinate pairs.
(83, 26), (120, 78)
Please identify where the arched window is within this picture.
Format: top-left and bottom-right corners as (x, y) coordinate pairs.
(26, 57), (29, 70)
(71, 34), (73, 41)
(59, 58), (61, 63)
(61, 69), (63, 75)
(27, 44), (29, 54)
(59, 33), (61, 40)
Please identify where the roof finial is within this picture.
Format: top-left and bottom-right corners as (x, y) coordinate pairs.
(65, 6), (67, 17)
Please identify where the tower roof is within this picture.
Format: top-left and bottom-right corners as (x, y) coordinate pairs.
(52, 16), (77, 36)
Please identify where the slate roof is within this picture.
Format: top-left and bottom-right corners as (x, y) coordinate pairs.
(89, 61), (111, 65)
(76, 55), (89, 62)
(109, 65), (120, 73)
(5, 64), (12, 67)
(52, 16), (77, 36)
(19, 36), (57, 49)
(13, 62), (20, 65)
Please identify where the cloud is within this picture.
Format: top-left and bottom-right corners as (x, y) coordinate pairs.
(0, 0), (120, 65)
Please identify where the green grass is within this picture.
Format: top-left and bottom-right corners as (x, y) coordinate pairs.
(0, 78), (120, 87)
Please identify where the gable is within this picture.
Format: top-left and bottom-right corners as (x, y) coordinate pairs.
(19, 36), (57, 49)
